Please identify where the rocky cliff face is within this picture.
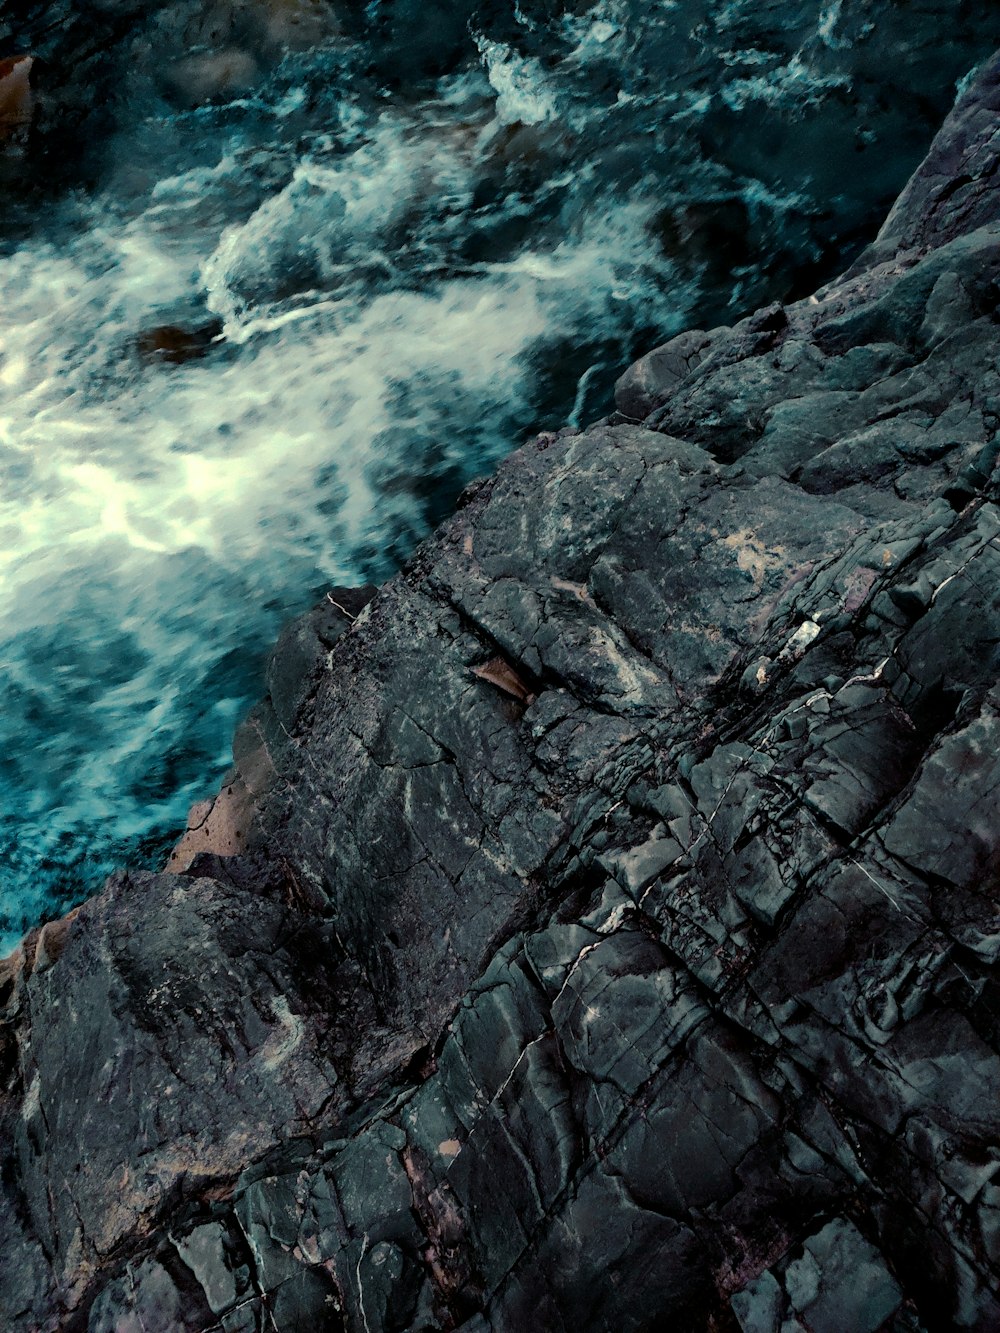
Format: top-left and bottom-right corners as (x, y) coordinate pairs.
(4, 49), (1000, 1333)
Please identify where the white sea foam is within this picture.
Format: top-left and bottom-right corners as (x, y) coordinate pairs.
(476, 37), (558, 126)
(0, 87), (681, 947)
(720, 54), (851, 112)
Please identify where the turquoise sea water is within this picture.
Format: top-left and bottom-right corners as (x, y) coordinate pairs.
(0, 0), (996, 947)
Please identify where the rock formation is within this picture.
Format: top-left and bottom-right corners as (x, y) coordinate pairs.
(4, 45), (1000, 1333)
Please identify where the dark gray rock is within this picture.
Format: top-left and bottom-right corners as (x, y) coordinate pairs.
(613, 328), (725, 421)
(5, 39), (1000, 1333)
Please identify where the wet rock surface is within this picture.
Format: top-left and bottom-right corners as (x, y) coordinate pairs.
(5, 45), (1000, 1333)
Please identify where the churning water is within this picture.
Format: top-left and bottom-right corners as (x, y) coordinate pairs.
(0, 0), (995, 946)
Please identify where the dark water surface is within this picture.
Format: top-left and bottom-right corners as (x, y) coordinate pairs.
(0, 0), (996, 946)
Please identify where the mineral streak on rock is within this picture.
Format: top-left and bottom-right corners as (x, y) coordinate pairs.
(5, 45), (1000, 1333)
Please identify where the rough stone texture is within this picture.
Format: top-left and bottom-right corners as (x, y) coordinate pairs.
(5, 47), (1000, 1333)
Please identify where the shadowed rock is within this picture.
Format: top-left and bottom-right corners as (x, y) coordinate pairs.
(0, 54), (34, 139)
(5, 43), (1000, 1333)
(134, 320), (225, 366)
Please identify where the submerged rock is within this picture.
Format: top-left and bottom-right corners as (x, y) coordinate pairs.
(5, 37), (1000, 1333)
(0, 54), (34, 140)
(162, 48), (260, 106)
(134, 319), (225, 365)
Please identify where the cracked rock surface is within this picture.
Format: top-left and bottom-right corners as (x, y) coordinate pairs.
(5, 50), (1000, 1333)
